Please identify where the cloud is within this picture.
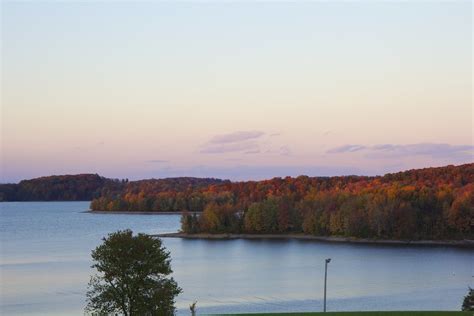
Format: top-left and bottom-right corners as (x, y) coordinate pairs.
(327, 143), (474, 159)
(200, 130), (291, 156)
(244, 149), (261, 154)
(146, 159), (169, 163)
(264, 145), (292, 156)
(372, 144), (394, 150)
(279, 146), (291, 156)
(201, 141), (260, 154)
(225, 158), (243, 162)
(327, 144), (367, 153)
(201, 130), (266, 154)
(368, 143), (474, 159)
(209, 131), (265, 144)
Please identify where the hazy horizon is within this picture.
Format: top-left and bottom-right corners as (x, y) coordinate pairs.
(2, 1), (473, 183)
(2, 161), (472, 185)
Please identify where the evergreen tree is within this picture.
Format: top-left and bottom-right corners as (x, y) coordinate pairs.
(462, 287), (474, 311)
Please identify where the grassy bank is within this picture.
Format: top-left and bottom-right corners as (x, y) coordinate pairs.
(211, 312), (471, 316)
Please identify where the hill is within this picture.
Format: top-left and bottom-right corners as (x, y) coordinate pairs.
(0, 174), (225, 202)
(0, 174), (120, 201)
(2, 164), (472, 240)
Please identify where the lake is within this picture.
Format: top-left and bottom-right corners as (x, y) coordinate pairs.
(0, 202), (472, 315)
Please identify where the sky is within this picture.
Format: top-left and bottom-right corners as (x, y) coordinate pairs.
(1, 1), (473, 182)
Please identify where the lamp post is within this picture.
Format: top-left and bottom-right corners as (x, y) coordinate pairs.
(323, 258), (331, 312)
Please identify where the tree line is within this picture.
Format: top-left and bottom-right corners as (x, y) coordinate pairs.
(0, 174), (123, 201)
(88, 163), (473, 240)
(90, 177), (226, 211)
(0, 174), (223, 203)
(2, 164), (472, 240)
(179, 164), (472, 240)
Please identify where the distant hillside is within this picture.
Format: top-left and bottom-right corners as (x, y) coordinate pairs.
(90, 177), (228, 212)
(118, 177), (228, 195)
(2, 164), (473, 240)
(0, 174), (122, 201)
(0, 174), (225, 202)
(90, 163), (473, 240)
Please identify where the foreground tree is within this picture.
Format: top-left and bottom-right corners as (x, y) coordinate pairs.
(86, 230), (182, 316)
(462, 287), (474, 311)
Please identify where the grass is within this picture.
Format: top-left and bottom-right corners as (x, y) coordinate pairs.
(211, 312), (472, 316)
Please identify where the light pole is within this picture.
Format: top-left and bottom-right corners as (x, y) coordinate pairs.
(323, 258), (331, 312)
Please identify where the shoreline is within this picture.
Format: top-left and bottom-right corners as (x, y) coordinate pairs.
(86, 210), (190, 215)
(153, 232), (474, 248)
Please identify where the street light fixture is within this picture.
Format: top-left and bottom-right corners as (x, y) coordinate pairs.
(323, 258), (331, 312)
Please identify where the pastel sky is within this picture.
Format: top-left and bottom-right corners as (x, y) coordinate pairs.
(1, 1), (472, 182)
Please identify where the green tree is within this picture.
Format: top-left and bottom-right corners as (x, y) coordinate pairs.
(86, 230), (182, 316)
(244, 198), (279, 233)
(462, 287), (474, 311)
(181, 212), (199, 233)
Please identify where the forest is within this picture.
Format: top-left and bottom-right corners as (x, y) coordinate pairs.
(2, 164), (472, 240)
(0, 175), (223, 202)
(89, 177), (226, 211)
(90, 163), (473, 240)
(0, 174), (121, 201)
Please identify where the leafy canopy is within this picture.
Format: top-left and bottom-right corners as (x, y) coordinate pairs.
(86, 230), (182, 316)
(462, 287), (474, 311)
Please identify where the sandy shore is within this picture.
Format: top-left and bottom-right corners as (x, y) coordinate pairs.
(152, 232), (474, 248)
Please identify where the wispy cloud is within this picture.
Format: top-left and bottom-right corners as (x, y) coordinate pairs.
(201, 130), (265, 154)
(368, 143), (474, 159)
(200, 130), (291, 156)
(209, 131), (265, 144)
(201, 141), (260, 154)
(264, 145), (292, 156)
(327, 144), (367, 153)
(327, 143), (474, 159)
(279, 146), (291, 156)
(244, 149), (261, 154)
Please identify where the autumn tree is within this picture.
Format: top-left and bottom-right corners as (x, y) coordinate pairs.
(244, 198), (279, 233)
(91, 163), (473, 240)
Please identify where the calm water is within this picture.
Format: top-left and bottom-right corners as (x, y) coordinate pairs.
(0, 202), (472, 315)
